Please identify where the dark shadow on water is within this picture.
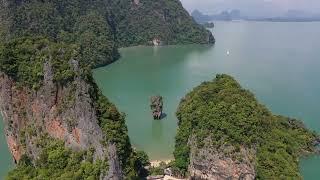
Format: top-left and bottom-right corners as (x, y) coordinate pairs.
(150, 112), (167, 121)
(154, 113), (167, 120)
(160, 113), (167, 120)
(152, 119), (163, 141)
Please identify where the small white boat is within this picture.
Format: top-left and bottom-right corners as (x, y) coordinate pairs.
(227, 50), (230, 55)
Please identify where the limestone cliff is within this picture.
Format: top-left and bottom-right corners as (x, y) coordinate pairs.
(0, 59), (123, 179)
(188, 137), (255, 180)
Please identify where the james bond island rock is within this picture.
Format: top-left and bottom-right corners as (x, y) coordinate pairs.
(173, 74), (319, 179)
(150, 96), (163, 120)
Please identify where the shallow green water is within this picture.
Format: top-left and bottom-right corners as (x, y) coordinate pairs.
(94, 22), (320, 178)
(0, 115), (13, 179)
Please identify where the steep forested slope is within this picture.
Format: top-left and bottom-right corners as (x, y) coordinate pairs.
(0, 0), (214, 179)
(0, 0), (214, 67)
(0, 0), (118, 67)
(109, 0), (214, 46)
(173, 74), (319, 179)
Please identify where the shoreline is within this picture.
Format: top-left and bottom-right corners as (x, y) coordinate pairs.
(150, 159), (173, 167)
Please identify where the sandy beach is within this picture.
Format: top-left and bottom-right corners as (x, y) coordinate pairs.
(150, 159), (173, 167)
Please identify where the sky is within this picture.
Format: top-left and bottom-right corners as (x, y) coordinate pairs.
(180, 0), (320, 17)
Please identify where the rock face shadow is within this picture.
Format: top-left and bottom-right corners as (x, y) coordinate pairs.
(151, 112), (167, 121)
(159, 113), (167, 120)
(151, 112), (166, 121)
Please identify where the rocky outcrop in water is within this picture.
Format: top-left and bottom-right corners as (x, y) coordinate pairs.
(150, 96), (163, 120)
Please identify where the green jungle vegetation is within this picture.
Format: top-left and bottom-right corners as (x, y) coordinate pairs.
(109, 0), (214, 47)
(6, 138), (106, 180)
(0, 0), (118, 67)
(0, 37), (79, 89)
(173, 74), (319, 179)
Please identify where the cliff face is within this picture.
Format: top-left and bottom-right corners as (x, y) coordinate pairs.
(0, 59), (122, 178)
(188, 137), (255, 180)
(174, 74), (318, 179)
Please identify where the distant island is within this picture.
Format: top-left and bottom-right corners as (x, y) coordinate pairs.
(202, 22), (215, 28)
(192, 9), (320, 23)
(192, 9), (242, 23)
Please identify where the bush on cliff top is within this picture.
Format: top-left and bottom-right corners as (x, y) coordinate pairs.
(6, 138), (106, 180)
(1, 0), (117, 68)
(173, 74), (318, 179)
(0, 37), (78, 89)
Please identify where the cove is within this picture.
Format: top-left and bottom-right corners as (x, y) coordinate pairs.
(93, 22), (320, 178)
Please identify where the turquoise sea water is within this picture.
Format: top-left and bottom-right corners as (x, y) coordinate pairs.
(94, 22), (320, 178)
